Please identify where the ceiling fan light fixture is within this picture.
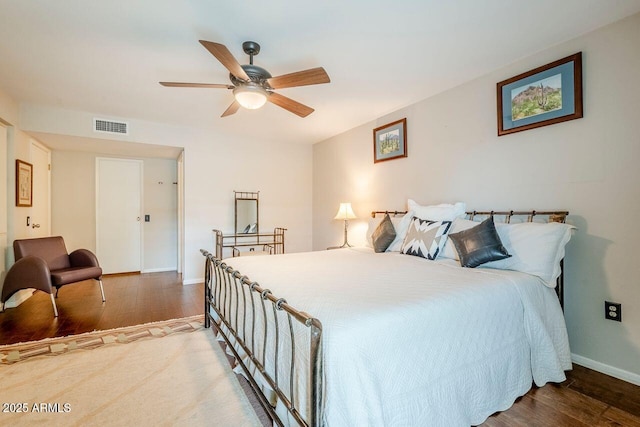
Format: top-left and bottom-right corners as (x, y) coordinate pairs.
(233, 84), (268, 110)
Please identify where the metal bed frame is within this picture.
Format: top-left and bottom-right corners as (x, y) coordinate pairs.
(201, 249), (323, 426)
(201, 209), (569, 426)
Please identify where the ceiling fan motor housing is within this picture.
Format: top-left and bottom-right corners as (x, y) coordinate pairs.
(230, 64), (272, 87)
(229, 41), (274, 89)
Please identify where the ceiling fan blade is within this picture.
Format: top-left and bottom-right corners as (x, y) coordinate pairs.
(199, 40), (250, 81)
(267, 67), (330, 89)
(268, 92), (314, 118)
(221, 100), (241, 117)
(160, 82), (233, 89)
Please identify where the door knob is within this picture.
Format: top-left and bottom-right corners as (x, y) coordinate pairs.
(32, 223), (41, 229)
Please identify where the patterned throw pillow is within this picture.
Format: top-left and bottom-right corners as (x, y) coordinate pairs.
(400, 216), (452, 260)
(371, 213), (397, 253)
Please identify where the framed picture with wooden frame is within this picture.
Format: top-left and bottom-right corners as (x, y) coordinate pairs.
(16, 159), (33, 207)
(373, 118), (407, 163)
(497, 52), (583, 136)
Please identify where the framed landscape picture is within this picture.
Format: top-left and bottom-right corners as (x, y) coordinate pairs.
(16, 159), (33, 207)
(373, 118), (407, 163)
(497, 52), (582, 136)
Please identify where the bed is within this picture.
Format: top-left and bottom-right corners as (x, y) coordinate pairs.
(201, 208), (573, 426)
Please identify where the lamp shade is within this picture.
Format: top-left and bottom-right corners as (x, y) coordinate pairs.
(233, 84), (268, 109)
(334, 202), (356, 220)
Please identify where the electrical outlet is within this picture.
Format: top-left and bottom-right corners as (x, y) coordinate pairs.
(605, 301), (622, 322)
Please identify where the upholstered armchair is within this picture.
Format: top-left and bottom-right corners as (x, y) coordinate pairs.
(1, 236), (105, 317)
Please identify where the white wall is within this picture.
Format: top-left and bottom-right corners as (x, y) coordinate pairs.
(142, 158), (178, 272)
(10, 140), (36, 245)
(313, 14), (640, 382)
(0, 88), (42, 306)
(50, 151), (95, 252)
(0, 124), (7, 288)
(19, 105), (314, 284)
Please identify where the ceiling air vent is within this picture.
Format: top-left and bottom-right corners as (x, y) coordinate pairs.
(93, 118), (129, 135)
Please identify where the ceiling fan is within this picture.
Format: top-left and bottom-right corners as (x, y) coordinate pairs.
(160, 40), (330, 118)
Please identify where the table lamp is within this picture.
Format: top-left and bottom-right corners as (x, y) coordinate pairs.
(334, 202), (356, 248)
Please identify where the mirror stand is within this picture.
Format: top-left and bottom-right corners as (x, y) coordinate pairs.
(213, 191), (286, 258)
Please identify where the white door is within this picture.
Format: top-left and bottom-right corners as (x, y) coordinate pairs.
(29, 140), (51, 237)
(96, 158), (142, 274)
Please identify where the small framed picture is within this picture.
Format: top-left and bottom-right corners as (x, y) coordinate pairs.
(497, 52), (582, 136)
(16, 159), (33, 207)
(373, 118), (407, 163)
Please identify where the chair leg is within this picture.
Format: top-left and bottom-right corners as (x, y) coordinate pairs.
(98, 279), (106, 302)
(50, 293), (59, 317)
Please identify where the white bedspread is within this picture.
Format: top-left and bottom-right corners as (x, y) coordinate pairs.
(221, 247), (571, 426)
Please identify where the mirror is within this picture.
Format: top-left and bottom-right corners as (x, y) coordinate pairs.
(235, 191), (259, 234)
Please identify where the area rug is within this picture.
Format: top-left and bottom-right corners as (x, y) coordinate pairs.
(0, 316), (262, 426)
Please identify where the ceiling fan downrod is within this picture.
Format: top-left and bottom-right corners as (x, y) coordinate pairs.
(242, 41), (260, 65)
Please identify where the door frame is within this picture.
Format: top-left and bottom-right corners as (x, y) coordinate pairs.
(29, 139), (51, 237)
(177, 150), (184, 275)
(95, 157), (144, 273)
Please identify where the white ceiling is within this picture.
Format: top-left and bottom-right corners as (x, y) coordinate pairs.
(2, 0), (640, 149)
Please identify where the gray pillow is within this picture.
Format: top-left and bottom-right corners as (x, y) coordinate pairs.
(448, 217), (511, 268)
(371, 214), (396, 253)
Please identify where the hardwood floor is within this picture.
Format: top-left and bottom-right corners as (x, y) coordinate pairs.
(0, 272), (202, 345)
(482, 364), (640, 426)
(1, 272), (638, 426)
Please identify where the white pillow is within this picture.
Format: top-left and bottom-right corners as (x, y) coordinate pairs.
(407, 199), (467, 221)
(365, 217), (383, 247)
(365, 215), (403, 248)
(387, 212), (414, 252)
(483, 222), (576, 287)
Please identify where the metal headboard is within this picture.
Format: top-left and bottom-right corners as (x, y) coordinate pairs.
(371, 209), (569, 223)
(371, 209), (569, 307)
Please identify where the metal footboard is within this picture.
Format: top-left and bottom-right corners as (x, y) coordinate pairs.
(201, 250), (323, 427)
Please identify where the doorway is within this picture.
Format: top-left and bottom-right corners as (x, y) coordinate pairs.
(96, 157), (143, 274)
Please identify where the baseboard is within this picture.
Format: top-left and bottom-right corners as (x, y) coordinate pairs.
(3, 289), (35, 308)
(182, 278), (203, 285)
(572, 353), (640, 386)
(141, 267), (177, 274)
